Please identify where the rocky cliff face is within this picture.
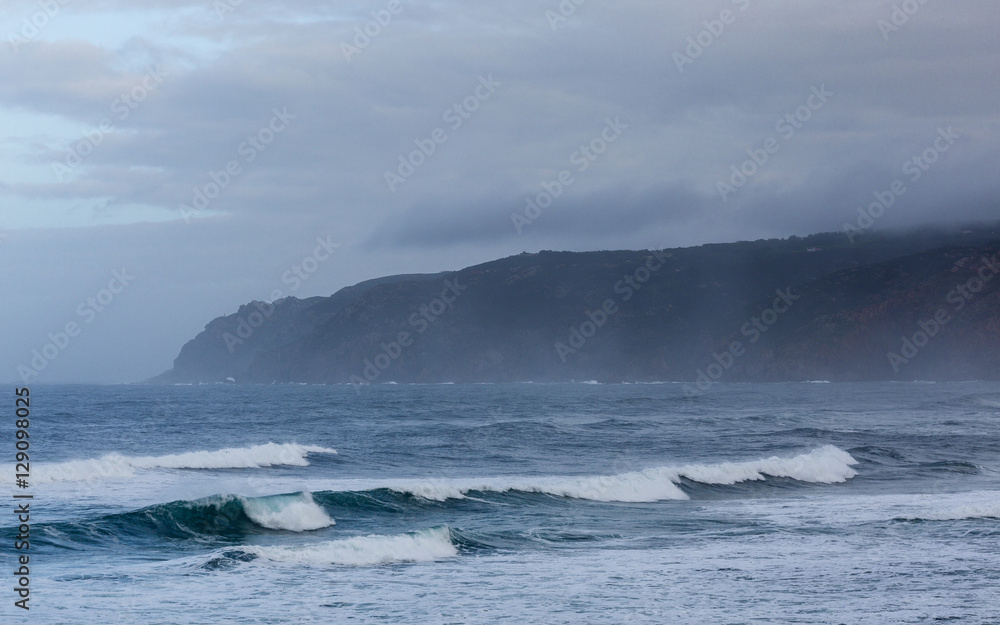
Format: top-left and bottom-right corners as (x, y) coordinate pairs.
(151, 226), (1000, 385)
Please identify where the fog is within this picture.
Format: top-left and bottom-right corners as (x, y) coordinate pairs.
(1, 0), (998, 383)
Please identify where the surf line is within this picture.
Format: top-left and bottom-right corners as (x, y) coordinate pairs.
(13, 386), (32, 610)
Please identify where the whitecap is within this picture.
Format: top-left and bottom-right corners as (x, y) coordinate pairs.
(234, 526), (457, 566)
(28, 443), (338, 483)
(241, 492), (335, 532)
(385, 445), (858, 503)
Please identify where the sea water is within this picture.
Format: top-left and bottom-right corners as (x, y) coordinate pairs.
(2, 382), (999, 624)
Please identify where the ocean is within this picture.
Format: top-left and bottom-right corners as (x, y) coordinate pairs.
(3, 382), (999, 624)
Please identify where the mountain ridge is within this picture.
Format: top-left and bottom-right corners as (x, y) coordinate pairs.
(151, 224), (1000, 385)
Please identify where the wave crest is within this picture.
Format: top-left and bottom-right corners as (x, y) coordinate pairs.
(229, 526), (457, 567)
(672, 444), (858, 486)
(31, 443), (338, 483)
(241, 492), (334, 531)
(386, 445), (858, 503)
(42, 491), (334, 545)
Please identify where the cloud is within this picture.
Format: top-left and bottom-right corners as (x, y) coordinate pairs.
(0, 0), (998, 381)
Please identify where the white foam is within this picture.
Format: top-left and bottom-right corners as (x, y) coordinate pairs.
(387, 473), (687, 503)
(512, 471), (689, 502)
(726, 489), (1000, 528)
(241, 492), (334, 532)
(30, 443), (338, 483)
(904, 504), (1000, 522)
(390, 481), (470, 502)
(672, 445), (858, 485)
(235, 526), (457, 566)
(386, 446), (858, 503)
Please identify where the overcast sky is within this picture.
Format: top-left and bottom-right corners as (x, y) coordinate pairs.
(1, 0), (998, 383)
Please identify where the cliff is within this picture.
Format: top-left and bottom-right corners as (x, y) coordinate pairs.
(151, 225), (1000, 385)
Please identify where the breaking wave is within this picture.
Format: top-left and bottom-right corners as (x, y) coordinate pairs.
(241, 492), (335, 531)
(30, 443), (338, 483)
(221, 526), (457, 567)
(34, 492), (334, 547)
(383, 445), (859, 503)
